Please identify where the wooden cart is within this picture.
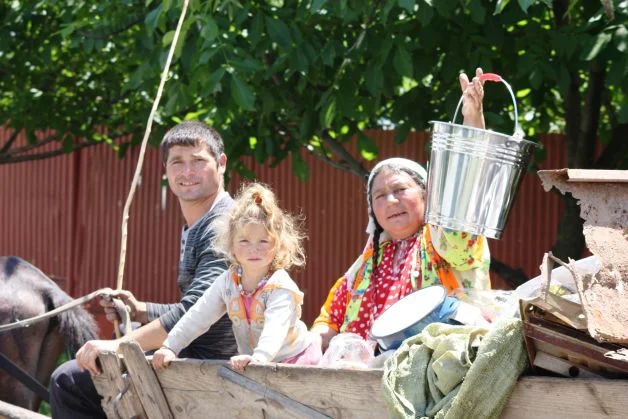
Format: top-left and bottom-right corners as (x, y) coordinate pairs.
(91, 342), (628, 419)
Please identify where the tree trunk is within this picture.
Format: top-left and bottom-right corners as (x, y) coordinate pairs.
(550, 195), (586, 262)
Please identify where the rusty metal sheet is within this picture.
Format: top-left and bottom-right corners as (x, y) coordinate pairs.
(538, 169), (628, 344)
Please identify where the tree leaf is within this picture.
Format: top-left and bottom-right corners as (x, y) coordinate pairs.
(517, 0), (535, 13)
(365, 64), (383, 96)
(357, 132), (378, 160)
(201, 68), (226, 97)
(395, 122), (411, 144)
(311, 0), (328, 13)
(162, 30), (175, 47)
(393, 46), (413, 77)
(231, 57), (264, 73)
(62, 134), (74, 153)
(417, 3), (433, 27)
(145, 4), (163, 32)
(618, 97), (628, 124)
(398, 0), (416, 13)
(321, 42), (336, 66)
(201, 16), (219, 42)
(582, 32), (612, 61)
(613, 25), (628, 53)
(529, 67), (543, 89)
(320, 97), (336, 128)
(265, 16), (292, 49)
(468, 2), (486, 24)
(230, 74), (256, 111)
(493, 0), (510, 15)
(291, 153), (309, 180)
(432, 0), (455, 18)
(250, 13), (264, 45)
(254, 138), (267, 163)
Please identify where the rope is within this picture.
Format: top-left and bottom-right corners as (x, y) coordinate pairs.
(113, 0), (190, 337)
(0, 288), (124, 333)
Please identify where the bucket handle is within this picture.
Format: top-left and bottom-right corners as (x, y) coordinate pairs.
(451, 73), (519, 136)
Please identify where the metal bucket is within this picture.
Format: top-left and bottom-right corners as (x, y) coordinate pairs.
(426, 73), (536, 239)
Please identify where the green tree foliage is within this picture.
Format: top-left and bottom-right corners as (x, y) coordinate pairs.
(1, 0), (626, 265)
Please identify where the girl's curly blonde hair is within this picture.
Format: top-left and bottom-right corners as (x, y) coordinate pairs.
(213, 182), (306, 271)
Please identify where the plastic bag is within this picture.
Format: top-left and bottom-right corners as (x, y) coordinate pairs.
(515, 255), (600, 301)
(318, 333), (375, 369)
(451, 288), (519, 323)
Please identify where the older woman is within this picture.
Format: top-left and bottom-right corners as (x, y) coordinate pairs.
(311, 69), (491, 348)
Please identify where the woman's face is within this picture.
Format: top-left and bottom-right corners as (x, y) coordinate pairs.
(371, 168), (425, 241)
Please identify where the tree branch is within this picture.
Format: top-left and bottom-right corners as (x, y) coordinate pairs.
(4, 134), (59, 156)
(490, 257), (529, 289)
(575, 59), (605, 168)
(321, 131), (368, 179)
(78, 16), (143, 40)
(305, 144), (351, 173)
(0, 129), (20, 154)
(0, 141), (100, 165)
(595, 122), (628, 169)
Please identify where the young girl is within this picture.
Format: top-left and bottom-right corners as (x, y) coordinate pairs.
(152, 183), (321, 372)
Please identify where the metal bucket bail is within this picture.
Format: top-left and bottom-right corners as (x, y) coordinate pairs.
(426, 73), (536, 239)
(452, 73), (519, 136)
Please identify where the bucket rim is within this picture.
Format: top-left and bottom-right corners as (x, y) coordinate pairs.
(429, 120), (537, 147)
(369, 285), (447, 339)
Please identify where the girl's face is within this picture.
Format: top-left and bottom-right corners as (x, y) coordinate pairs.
(371, 168), (425, 241)
(233, 223), (276, 274)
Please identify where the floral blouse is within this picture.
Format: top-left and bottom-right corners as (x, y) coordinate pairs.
(312, 224), (490, 339)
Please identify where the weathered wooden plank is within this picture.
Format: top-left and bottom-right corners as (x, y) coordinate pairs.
(119, 342), (174, 419)
(154, 359), (388, 418)
(0, 400), (49, 419)
(94, 351), (146, 419)
(218, 366), (331, 418)
(501, 377), (628, 418)
(566, 169), (628, 183)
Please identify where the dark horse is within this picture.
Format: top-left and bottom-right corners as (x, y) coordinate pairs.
(0, 256), (98, 411)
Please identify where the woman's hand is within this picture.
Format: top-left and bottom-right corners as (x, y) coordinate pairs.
(152, 347), (176, 370)
(459, 67), (485, 129)
(229, 354), (253, 372)
(310, 325), (337, 352)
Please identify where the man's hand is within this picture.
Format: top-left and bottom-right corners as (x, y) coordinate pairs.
(99, 290), (148, 325)
(459, 67), (485, 129)
(75, 340), (119, 376)
(152, 347), (176, 370)
(229, 355), (253, 372)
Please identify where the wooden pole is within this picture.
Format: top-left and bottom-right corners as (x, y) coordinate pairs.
(113, 0), (190, 337)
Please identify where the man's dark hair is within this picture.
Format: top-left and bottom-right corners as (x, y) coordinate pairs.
(160, 121), (224, 165)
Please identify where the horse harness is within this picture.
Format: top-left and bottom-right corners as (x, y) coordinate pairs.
(0, 351), (50, 402)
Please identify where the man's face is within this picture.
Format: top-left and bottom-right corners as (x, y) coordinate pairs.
(165, 144), (225, 204)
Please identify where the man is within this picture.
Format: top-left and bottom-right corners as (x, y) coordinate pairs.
(50, 121), (238, 419)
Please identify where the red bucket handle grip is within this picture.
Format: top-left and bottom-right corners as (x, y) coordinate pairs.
(479, 73), (502, 82)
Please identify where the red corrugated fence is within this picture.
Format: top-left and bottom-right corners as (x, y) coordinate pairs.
(0, 128), (567, 337)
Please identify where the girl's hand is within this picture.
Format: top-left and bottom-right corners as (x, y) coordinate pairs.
(459, 67), (485, 129)
(152, 347), (176, 370)
(229, 355), (253, 372)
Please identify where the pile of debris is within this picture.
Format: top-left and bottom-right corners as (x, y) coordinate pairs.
(520, 169), (628, 378)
